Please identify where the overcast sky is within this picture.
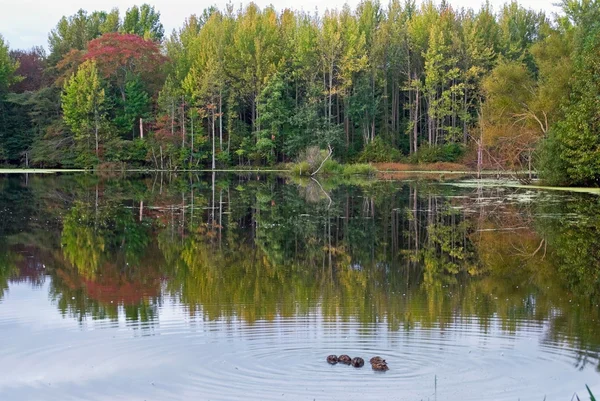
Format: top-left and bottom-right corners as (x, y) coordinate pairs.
(0, 0), (560, 50)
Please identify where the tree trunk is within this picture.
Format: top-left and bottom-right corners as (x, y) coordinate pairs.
(160, 146), (164, 170)
(478, 106), (484, 178)
(383, 75), (389, 136)
(94, 108), (99, 157)
(181, 97), (185, 148)
(171, 100), (175, 136)
(344, 97), (350, 148)
(190, 112), (194, 166)
(463, 90), (468, 144)
(219, 91), (223, 151)
(251, 95), (256, 136)
(428, 95), (433, 146)
(409, 87), (413, 154)
(414, 84), (419, 154)
(328, 63), (333, 123)
(212, 109), (216, 170)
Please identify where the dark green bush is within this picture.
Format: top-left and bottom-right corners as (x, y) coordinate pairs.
(408, 143), (465, 163)
(358, 138), (402, 163)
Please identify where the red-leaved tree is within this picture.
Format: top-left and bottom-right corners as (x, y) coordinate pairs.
(10, 47), (46, 93)
(85, 33), (167, 101)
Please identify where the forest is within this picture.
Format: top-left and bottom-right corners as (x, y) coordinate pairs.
(0, 0), (599, 185)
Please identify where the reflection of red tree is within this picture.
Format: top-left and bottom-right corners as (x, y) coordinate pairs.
(81, 273), (161, 305)
(56, 248), (164, 305)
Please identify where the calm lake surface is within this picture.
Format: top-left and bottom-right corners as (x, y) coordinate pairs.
(0, 173), (599, 400)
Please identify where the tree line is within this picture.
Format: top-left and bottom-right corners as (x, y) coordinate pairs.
(0, 1), (599, 185)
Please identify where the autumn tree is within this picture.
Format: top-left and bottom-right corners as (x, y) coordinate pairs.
(85, 33), (166, 102)
(48, 9), (120, 66)
(9, 47), (46, 93)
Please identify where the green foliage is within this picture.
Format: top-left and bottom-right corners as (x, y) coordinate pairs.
(319, 159), (344, 175)
(74, 151), (100, 168)
(498, 1), (549, 67)
(537, 132), (570, 186)
(256, 72), (293, 163)
(408, 143), (465, 163)
(122, 4), (164, 42)
(104, 138), (148, 164)
(358, 137), (402, 162)
(0, 35), (19, 94)
(61, 60), (107, 162)
(291, 161), (311, 176)
(114, 74), (150, 138)
(291, 154), (376, 176)
(0, 36), (23, 163)
(341, 163), (377, 176)
(540, 15), (600, 186)
(48, 9), (121, 65)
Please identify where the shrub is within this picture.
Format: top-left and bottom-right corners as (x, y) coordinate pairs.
(408, 143), (466, 164)
(291, 161), (311, 176)
(537, 132), (570, 186)
(358, 138), (402, 163)
(104, 138), (148, 165)
(320, 159), (344, 175)
(342, 163), (377, 176)
(74, 152), (99, 168)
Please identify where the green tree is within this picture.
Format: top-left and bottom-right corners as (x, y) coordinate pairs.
(0, 35), (19, 94)
(122, 4), (164, 42)
(256, 72), (293, 163)
(0, 35), (22, 162)
(538, 0), (599, 185)
(61, 60), (107, 163)
(115, 74), (150, 139)
(48, 9), (120, 66)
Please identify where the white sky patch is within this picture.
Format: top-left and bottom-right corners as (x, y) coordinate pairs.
(0, 0), (560, 51)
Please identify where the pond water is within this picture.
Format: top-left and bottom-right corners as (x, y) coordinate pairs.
(0, 173), (598, 401)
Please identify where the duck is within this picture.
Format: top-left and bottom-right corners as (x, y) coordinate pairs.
(338, 355), (352, 365)
(369, 356), (386, 364)
(371, 361), (389, 371)
(326, 355), (338, 364)
(351, 357), (364, 368)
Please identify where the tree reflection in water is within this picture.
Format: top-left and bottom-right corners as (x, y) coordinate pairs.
(0, 173), (598, 369)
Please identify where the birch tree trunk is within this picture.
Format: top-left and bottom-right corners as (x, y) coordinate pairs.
(212, 109), (216, 170)
(94, 108), (99, 157)
(413, 84), (419, 154)
(219, 91), (223, 151)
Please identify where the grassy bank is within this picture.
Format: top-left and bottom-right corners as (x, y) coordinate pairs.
(290, 160), (377, 177)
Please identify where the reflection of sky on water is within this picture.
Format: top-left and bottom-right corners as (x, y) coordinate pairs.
(0, 280), (598, 401)
(0, 175), (599, 400)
